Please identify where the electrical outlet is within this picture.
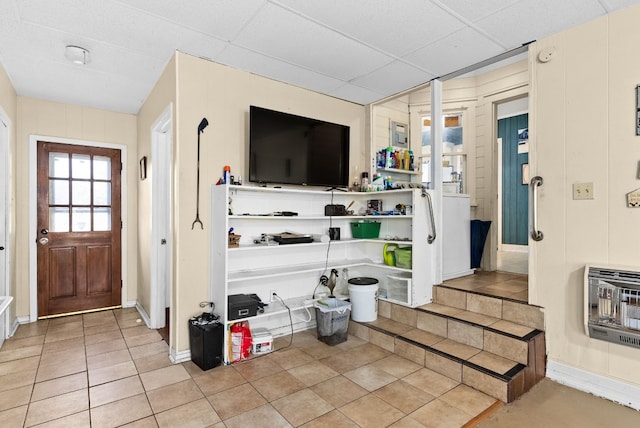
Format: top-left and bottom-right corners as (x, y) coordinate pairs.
(269, 289), (277, 302)
(573, 182), (594, 200)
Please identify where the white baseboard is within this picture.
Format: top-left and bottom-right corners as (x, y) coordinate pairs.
(135, 302), (152, 328)
(170, 348), (191, 364)
(442, 269), (475, 281)
(547, 359), (640, 411)
(123, 300), (137, 308)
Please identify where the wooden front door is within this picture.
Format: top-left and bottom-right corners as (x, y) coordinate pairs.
(37, 141), (122, 317)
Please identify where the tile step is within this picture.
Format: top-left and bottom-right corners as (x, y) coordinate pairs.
(349, 313), (546, 403)
(432, 285), (545, 331)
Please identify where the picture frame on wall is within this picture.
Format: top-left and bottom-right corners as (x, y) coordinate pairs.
(140, 156), (147, 180)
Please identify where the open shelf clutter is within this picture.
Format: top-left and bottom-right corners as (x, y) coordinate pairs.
(211, 184), (436, 364)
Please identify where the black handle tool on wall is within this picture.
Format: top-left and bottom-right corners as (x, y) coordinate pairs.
(192, 117), (209, 230)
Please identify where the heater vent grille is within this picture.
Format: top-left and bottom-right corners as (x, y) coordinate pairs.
(619, 334), (640, 348)
(588, 267), (640, 285)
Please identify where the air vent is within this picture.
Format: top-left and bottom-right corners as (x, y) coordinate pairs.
(619, 334), (640, 348)
(588, 325), (640, 349)
(588, 267), (640, 285)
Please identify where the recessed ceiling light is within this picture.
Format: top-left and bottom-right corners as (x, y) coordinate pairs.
(64, 45), (90, 65)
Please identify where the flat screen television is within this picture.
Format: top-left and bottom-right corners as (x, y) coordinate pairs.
(249, 106), (350, 188)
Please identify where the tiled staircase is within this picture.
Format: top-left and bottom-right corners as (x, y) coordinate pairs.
(348, 284), (546, 403)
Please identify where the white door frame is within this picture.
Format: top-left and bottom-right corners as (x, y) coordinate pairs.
(0, 107), (10, 338)
(150, 104), (173, 330)
(29, 135), (128, 322)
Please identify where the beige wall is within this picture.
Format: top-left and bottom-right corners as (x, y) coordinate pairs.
(531, 5), (640, 388)
(172, 52), (366, 352)
(14, 98), (138, 317)
(0, 64), (17, 324)
(136, 55), (176, 322)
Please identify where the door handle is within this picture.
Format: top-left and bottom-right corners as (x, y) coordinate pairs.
(529, 176), (544, 241)
(421, 188), (436, 244)
(40, 228), (48, 235)
(39, 237), (49, 245)
(161, 239), (167, 245)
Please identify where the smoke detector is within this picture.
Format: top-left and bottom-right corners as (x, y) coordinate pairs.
(64, 45), (90, 65)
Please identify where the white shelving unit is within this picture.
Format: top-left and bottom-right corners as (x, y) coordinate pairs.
(211, 184), (436, 363)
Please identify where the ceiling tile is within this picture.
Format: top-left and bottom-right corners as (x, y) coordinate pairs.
(113, 0), (267, 40)
(276, 0), (466, 56)
(15, 0), (215, 59)
(328, 83), (384, 105)
(233, 3), (393, 81)
(216, 44), (345, 93)
(430, 0), (521, 22)
(475, 0), (607, 47)
(9, 56), (147, 113)
(402, 27), (504, 77)
(599, 0), (640, 12)
(351, 61), (434, 95)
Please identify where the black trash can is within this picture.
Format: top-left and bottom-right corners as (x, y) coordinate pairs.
(470, 220), (491, 269)
(188, 318), (224, 371)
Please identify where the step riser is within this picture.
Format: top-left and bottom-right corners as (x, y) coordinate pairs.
(434, 286), (545, 331)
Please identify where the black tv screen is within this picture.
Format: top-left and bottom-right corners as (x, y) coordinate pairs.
(249, 106), (350, 187)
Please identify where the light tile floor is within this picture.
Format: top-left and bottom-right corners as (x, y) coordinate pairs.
(443, 271), (528, 303)
(0, 307), (499, 427)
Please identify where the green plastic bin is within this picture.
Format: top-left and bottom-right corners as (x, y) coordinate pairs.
(350, 221), (381, 239)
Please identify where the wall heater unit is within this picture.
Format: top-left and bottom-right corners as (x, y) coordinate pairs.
(585, 265), (640, 349)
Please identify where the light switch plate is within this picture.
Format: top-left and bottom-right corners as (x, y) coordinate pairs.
(573, 182), (594, 200)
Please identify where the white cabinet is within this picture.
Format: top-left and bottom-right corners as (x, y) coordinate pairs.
(210, 185), (436, 362)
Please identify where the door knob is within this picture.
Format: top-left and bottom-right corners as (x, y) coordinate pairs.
(0, 246), (4, 250)
(39, 237), (49, 245)
(40, 228), (48, 235)
(161, 239), (167, 245)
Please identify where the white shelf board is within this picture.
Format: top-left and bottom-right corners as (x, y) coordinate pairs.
(377, 167), (421, 175)
(228, 258), (374, 282)
(228, 238), (413, 252)
(229, 214), (413, 220)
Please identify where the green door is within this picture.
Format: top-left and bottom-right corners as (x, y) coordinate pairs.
(499, 114), (528, 246)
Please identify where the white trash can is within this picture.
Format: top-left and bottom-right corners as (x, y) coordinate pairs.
(348, 277), (378, 322)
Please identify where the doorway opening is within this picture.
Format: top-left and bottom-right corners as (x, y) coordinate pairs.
(496, 97), (529, 275)
(150, 105), (173, 346)
(36, 141), (122, 317)
(29, 135), (128, 322)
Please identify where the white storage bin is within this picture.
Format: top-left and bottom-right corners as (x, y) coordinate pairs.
(384, 273), (412, 305)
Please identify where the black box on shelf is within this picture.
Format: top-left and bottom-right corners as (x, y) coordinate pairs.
(228, 294), (259, 320)
(324, 204), (346, 216)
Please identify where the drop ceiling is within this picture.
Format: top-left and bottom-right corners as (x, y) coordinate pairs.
(1, 0), (638, 114)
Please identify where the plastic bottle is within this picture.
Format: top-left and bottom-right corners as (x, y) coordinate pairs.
(223, 165), (231, 184)
(409, 150), (415, 171)
(404, 150), (410, 170)
(386, 147), (393, 168)
(361, 172), (369, 189)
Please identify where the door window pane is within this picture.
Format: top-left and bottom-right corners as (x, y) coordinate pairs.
(94, 208), (111, 231)
(72, 207), (91, 231)
(49, 207), (69, 232)
(49, 153), (69, 178)
(93, 156), (111, 180)
(49, 179), (69, 205)
(72, 154), (91, 179)
(72, 181), (91, 205)
(93, 182), (111, 206)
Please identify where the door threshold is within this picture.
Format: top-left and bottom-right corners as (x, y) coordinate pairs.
(38, 305), (122, 319)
